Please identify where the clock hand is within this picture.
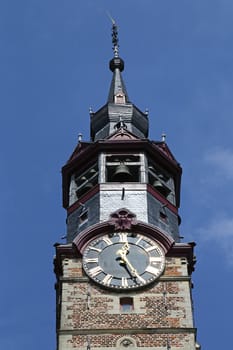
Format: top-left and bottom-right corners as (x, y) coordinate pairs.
(120, 252), (137, 275)
(117, 250), (145, 283)
(116, 242), (129, 261)
(122, 242), (129, 253)
(116, 243), (134, 271)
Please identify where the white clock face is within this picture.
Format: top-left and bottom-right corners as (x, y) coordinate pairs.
(82, 232), (165, 290)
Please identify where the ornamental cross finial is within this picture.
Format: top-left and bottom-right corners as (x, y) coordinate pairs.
(112, 21), (119, 57)
(107, 12), (119, 57)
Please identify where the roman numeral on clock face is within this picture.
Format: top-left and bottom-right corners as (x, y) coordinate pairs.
(102, 237), (112, 245)
(145, 245), (158, 252)
(136, 274), (146, 284)
(118, 232), (128, 242)
(89, 266), (103, 277)
(121, 277), (128, 287)
(89, 246), (102, 252)
(145, 265), (160, 276)
(84, 258), (99, 263)
(149, 256), (163, 264)
(135, 236), (142, 245)
(102, 274), (113, 286)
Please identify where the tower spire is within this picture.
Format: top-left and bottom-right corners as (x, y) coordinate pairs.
(108, 19), (128, 102)
(90, 20), (149, 141)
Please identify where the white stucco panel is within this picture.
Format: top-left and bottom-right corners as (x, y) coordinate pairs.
(99, 186), (148, 222)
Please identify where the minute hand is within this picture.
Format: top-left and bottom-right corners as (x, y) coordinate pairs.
(118, 251), (145, 283)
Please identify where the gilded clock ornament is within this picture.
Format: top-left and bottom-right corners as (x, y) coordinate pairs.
(82, 232), (165, 290)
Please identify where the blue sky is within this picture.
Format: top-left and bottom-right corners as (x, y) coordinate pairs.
(1, 0), (233, 349)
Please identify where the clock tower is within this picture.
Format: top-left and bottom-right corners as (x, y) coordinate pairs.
(54, 22), (199, 350)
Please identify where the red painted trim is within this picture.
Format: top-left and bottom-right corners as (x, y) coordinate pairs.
(147, 184), (178, 214)
(67, 185), (100, 214)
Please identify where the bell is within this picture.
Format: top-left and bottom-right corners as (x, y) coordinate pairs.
(76, 182), (93, 198)
(153, 180), (170, 197)
(80, 176), (87, 182)
(84, 182), (93, 190)
(153, 179), (164, 189)
(113, 163), (132, 182)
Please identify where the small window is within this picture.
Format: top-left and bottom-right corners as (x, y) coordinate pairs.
(159, 211), (168, 223)
(117, 337), (136, 348)
(120, 297), (134, 312)
(114, 92), (126, 104)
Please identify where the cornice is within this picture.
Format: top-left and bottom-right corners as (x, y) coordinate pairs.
(57, 275), (191, 283)
(58, 327), (197, 335)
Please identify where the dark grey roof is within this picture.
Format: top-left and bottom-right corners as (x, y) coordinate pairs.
(90, 24), (149, 142)
(107, 64), (129, 103)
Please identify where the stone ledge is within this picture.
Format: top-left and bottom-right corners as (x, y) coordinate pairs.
(59, 276), (191, 283)
(58, 327), (197, 335)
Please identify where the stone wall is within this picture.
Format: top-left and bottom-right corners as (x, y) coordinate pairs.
(57, 256), (196, 350)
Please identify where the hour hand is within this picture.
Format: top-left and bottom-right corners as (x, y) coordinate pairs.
(116, 248), (127, 264)
(117, 250), (136, 275)
(116, 242), (129, 262)
(122, 242), (129, 254)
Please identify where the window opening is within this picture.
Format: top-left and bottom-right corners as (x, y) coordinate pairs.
(114, 92), (126, 104)
(120, 297), (134, 312)
(148, 160), (175, 204)
(73, 163), (98, 200)
(106, 155), (140, 182)
(159, 211), (168, 223)
(117, 337), (136, 348)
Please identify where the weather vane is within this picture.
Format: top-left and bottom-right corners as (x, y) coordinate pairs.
(106, 12), (119, 58)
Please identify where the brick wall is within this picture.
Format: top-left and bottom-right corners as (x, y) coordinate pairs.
(57, 256), (196, 349)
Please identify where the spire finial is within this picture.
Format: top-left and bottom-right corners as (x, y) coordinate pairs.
(107, 12), (119, 58)
(111, 19), (119, 58)
(161, 133), (166, 142)
(108, 16), (124, 72)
